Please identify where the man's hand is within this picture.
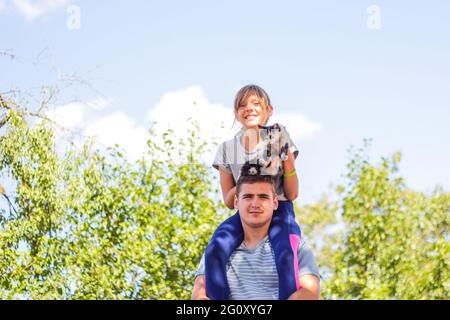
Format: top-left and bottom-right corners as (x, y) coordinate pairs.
(191, 275), (210, 300)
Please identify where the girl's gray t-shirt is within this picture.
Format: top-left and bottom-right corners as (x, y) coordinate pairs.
(212, 124), (299, 200)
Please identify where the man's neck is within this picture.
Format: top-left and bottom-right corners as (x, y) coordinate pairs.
(242, 224), (270, 250)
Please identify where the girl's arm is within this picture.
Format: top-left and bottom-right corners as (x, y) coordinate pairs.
(219, 167), (236, 209)
(283, 150), (299, 200)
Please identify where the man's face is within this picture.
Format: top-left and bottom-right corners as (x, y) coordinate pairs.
(234, 182), (278, 229)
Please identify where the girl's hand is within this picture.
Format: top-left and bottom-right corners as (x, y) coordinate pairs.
(283, 150), (295, 173)
(283, 149), (298, 200)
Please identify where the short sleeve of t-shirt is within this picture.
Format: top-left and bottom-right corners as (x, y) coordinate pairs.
(279, 124), (299, 160)
(212, 141), (232, 173)
(195, 254), (206, 278)
(297, 238), (320, 279)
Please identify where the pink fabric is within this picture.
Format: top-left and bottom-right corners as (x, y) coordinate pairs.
(289, 234), (301, 290)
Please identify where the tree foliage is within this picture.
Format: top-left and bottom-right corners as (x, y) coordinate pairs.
(298, 146), (449, 299)
(0, 108), (226, 299)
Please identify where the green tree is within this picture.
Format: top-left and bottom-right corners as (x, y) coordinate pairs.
(298, 146), (449, 299)
(0, 110), (67, 299)
(0, 106), (226, 299)
(297, 194), (340, 282)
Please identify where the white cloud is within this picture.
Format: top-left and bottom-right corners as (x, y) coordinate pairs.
(146, 86), (236, 164)
(46, 97), (113, 130)
(270, 112), (323, 141)
(83, 113), (148, 162)
(47, 97), (147, 162)
(0, 0), (5, 10)
(46, 102), (85, 130)
(12, 0), (70, 21)
(147, 85), (235, 142)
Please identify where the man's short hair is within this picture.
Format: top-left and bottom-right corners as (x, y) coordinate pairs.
(236, 175), (277, 196)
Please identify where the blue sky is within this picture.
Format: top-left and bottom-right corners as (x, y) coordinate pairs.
(1, 0), (449, 205)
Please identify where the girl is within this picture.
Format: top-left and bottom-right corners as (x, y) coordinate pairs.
(205, 84), (301, 300)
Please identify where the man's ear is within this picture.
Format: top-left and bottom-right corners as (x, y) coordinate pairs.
(273, 195), (279, 210)
(234, 194), (239, 209)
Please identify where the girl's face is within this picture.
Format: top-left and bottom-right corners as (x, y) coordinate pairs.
(236, 94), (273, 128)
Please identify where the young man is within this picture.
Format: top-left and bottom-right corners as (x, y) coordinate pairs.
(192, 175), (320, 300)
